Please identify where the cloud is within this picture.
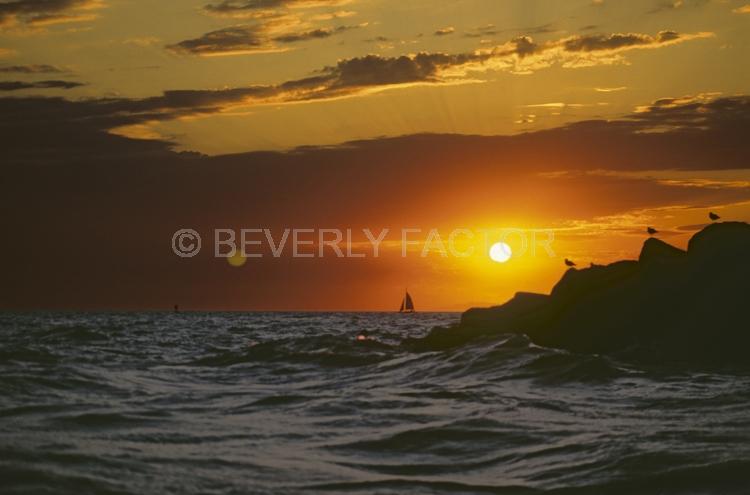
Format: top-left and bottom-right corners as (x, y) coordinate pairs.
(517, 22), (557, 35)
(463, 24), (499, 38)
(463, 22), (557, 39)
(313, 52), (481, 89)
(561, 30), (708, 52)
(647, 0), (709, 14)
(0, 80), (84, 90)
(171, 0), (363, 56)
(167, 25), (284, 56)
(5, 92), (750, 309)
(0, 29), (719, 155)
(4, 91), (750, 311)
(184, 5), (705, 63)
(273, 23), (362, 42)
(648, 0), (685, 13)
(2, 88), (749, 172)
(595, 86), (627, 92)
(123, 37), (161, 47)
(364, 35), (389, 43)
(167, 20), (363, 56)
(733, 4), (750, 14)
(434, 26), (455, 36)
(628, 93), (750, 133)
(0, 0), (104, 30)
(554, 30), (712, 68)
(454, 29), (707, 73)
(203, 0), (353, 18)
(309, 10), (355, 20)
(524, 102), (607, 108)
(0, 64), (66, 73)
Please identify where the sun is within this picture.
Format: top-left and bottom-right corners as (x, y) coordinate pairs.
(489, 242), (512, 263)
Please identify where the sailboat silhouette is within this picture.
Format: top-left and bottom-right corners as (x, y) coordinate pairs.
(399, 290), (415, 313)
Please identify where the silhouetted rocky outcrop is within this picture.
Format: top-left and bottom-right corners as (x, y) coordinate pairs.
(407, 222), (750, 361)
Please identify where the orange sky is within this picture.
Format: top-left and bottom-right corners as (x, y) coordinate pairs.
(1, 0), (750, 310)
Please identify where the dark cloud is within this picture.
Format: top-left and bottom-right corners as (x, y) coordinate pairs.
(562, 30), (690, 52)
(3, 53), (472, 149)
(167, 22), (360, 55)
(273, 24), (360, 43)
(434, 26), (455, 36)
(518, 22), (557, 35)
(166, 25), (269, 56)
(364, 35), (388, 43)
(648, 0), (708, 14)
(2, 87), (749, 172)
(628, 94), (750, 133)
(319, 52), (484, 89)
(206, 0), (286, 12)
(0, 0), (103, 28)
(204, 0), (351, 17)
(0, 80), (84, 91)
(656, 30), (680, 42)
(0, 64), (65, 73)
(511, 36), (538, 57)
(463, 24), (499, 38)
(463, 22), (557, 39)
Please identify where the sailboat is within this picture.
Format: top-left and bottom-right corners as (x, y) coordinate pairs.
(399, 290), (415, 313)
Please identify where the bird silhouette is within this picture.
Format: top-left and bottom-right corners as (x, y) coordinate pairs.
(564, 259), (576, 267)
(647, 227), (658, 236)
(709, 212), (721, 222)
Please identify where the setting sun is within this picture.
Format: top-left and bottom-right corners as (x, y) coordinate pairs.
(489, 242), (513, 263)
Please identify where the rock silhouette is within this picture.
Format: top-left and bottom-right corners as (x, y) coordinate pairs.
(406, 222), (750, 361)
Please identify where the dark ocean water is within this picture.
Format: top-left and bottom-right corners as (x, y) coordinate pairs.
(1, 312), (750, 495)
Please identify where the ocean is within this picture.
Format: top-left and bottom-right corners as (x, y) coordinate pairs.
(1, 312), (749, 494)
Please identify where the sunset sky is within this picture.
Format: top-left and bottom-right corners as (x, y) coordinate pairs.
(2, 0), (750, 310)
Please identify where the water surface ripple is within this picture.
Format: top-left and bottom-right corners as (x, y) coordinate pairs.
(1, 312), (749, 494)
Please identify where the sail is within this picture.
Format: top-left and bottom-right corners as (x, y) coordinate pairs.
(398, 290), (415, 312)
(404, 292), (414, 311)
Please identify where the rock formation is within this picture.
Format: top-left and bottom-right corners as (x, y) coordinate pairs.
(406, 222), (750, 361)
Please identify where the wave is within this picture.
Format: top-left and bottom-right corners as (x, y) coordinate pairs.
(188, 334), (397, 368)
(0, 347), (60, 365)
(3, 312), (750, 494)
(511, 352), (629, 384)
(306, 479), (540, 494)
(39, 324), (113, 343)
(49, 410), (170, 429)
